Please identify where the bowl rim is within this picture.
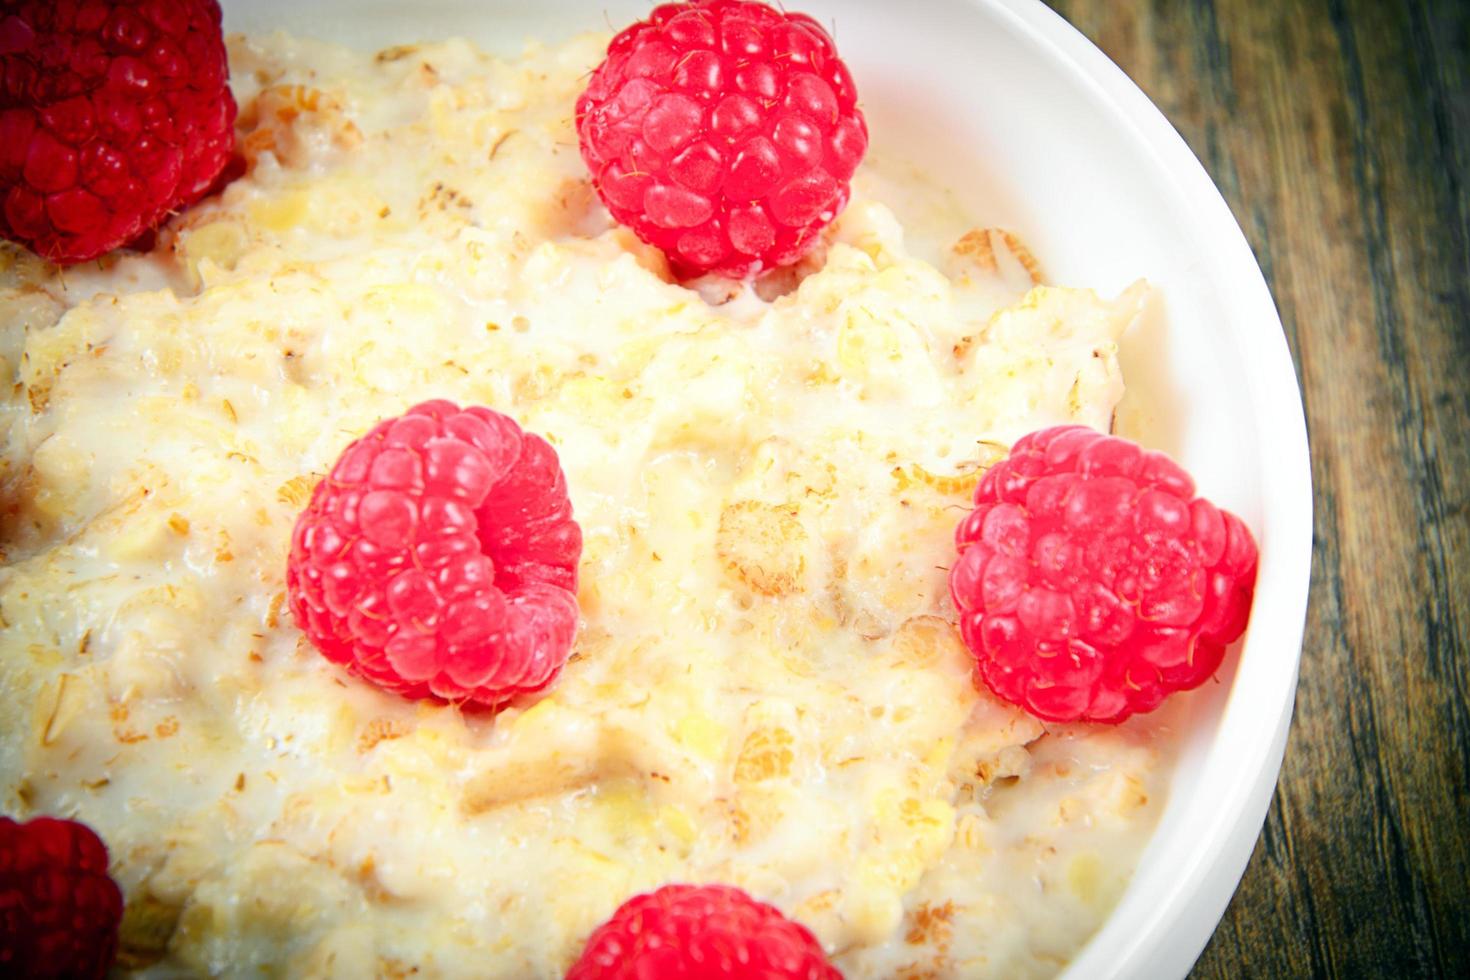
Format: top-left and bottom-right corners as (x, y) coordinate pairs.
(973, 1), (1312, 977)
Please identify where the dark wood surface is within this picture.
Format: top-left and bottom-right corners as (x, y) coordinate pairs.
(1038, 0), (1470, 975)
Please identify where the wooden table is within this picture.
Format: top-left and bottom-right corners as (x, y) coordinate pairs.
(1039, 0), (1470, 975)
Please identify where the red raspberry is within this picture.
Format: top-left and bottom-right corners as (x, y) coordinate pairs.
(0, 816), (123, 980)
(568, 883), (839, 980)
(286, 401), (583, 710)
(949, 426), (1259, 724)
(0, 0), (238, 265)
(575, 0), (868, 279)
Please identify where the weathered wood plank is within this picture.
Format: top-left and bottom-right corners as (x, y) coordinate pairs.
(1041, 0), (1470, 975)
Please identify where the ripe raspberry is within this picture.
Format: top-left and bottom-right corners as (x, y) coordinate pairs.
(575, 0), (868, 279)
(0, 0), (238, 265)
(0, 816), (123, 980)
(286, 401), (583, 710)
(949, 426), (1259, 724)
(568, 883), (839, 980)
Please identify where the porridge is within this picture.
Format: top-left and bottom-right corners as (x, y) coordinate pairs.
(0, 26), (1179, 980)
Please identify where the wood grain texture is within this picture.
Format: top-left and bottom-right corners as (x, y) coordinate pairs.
(1038, 0), (1470, 975)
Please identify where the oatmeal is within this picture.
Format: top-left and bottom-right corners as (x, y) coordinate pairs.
(0, 29), (1169, 979)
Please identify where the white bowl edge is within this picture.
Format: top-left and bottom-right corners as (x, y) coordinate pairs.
(980, 3), (1312, 976)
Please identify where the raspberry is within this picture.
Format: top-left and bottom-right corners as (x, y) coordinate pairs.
(286, 401), (583, 710)
(949, 426), (1259, 724)
(575, 0), (868, 279)
(0, 0), (238, 265)
(567, 883), (839, 980)
(0, 816), (123, 980)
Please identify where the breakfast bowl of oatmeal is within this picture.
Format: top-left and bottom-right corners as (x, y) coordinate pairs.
(0, 1), (1309, 978)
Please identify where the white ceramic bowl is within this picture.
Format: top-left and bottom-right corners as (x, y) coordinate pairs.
(219, 1), (1314, 976)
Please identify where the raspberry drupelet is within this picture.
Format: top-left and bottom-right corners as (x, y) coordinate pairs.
(0, 816), (123, 980)
(567, 883), (840, 980)
(950, 426), (1259, 724)
(0, 0), (238, 265)
(576, 0), (868, 279)
(287, 401), (583, 709)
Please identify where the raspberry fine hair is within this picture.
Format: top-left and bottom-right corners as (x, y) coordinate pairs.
(576, 0), (868, 278)
(287, 401), (583, 710)
(0, 0), (238, 264)
(950, 425), (1259, 724)
(567, 883), (841, 980)
(0, 815), (123, 980)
